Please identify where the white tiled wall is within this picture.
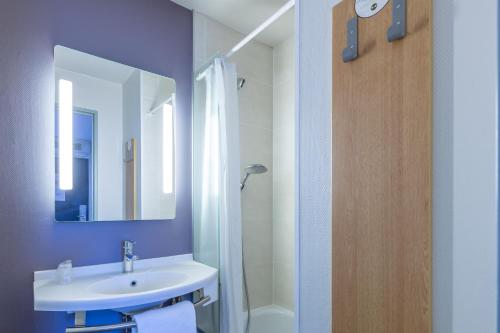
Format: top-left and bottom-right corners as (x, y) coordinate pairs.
(273, 35), (295, 311)
(194, 13), (295, 312)
(194, 12), (274, 310)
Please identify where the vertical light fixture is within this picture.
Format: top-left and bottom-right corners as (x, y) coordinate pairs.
(162, 102), (174, 194)
(59, 79), (73, 190)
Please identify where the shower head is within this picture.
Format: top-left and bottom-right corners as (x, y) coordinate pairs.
(245, 164), (267, 175)
(237, 77), (246, 90)
(240, 164), (268, 190)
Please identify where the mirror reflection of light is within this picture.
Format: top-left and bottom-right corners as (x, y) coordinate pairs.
(163, 102), (174, 194)
(59, 79), (73, 190)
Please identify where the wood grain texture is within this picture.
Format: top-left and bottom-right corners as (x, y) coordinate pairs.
(125, 138), (137, 220)
(332, 1), (432, 332)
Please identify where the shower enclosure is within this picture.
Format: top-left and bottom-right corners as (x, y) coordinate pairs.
(192, 10), (296, 333)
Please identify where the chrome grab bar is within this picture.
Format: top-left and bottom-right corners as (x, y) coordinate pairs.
(65, 295), (211, 333)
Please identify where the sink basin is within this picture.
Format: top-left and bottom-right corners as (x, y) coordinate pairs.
(90, 271), (188, 295)
(34, 254), (218, 312)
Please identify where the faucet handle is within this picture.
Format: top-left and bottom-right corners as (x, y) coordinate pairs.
(122, 241), (138, 273)
(123, 240), (136, 253)
(125, 253), (139, 260)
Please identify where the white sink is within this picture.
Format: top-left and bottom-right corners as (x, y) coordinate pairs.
(34, 254), (218, 312)
(90, 271), (188, 295)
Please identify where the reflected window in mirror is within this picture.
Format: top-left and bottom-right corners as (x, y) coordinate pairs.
(55, 107), (96, 221)
(54, 46), (176, 222)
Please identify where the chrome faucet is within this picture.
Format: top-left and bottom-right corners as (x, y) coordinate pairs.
(122, 240), (138, 273)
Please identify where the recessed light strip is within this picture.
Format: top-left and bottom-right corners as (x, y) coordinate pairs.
(163, 102), (174, 194)
(59, 79), (73, 190)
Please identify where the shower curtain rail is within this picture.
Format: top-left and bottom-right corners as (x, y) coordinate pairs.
(196, 0), (295, 81)
(225, 0), (295, 58)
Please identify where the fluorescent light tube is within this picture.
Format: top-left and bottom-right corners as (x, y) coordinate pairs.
(163, 103), (173, 194)
(59, 79), (73, 190)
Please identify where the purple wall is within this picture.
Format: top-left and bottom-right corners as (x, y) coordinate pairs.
(0, 0), (193, 331)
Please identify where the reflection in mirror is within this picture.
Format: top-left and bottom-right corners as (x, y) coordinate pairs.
(54, 46), (176, 222)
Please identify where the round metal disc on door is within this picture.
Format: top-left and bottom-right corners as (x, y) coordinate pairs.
(355, 0), (389, 18)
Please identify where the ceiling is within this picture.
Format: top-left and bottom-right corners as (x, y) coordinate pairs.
(171, 0), (294, 46)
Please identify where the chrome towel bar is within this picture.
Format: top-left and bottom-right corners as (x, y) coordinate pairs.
(65, 295), (211, 333)
(66, 322), (135, 333)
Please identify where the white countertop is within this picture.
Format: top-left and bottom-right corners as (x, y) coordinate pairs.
(34, 254), (218, 312)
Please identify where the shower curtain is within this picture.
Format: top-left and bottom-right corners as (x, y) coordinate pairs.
(199, 57), (244, 333)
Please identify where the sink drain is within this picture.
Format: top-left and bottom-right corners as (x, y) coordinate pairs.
(130, 280), (137, 287)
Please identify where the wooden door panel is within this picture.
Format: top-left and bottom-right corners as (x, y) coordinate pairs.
(332, 1), (432, 332)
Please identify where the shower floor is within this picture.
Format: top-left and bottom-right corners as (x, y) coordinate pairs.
(249, 305), (294, 333)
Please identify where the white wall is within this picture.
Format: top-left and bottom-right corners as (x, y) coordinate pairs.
(450, 0), (498, 331)
(140, 71), (176, 220)
(298, 0), (499, 332)
(296, 0), (333, 331)
(273, 35), (295, 311)
(55, 68), (124, 221)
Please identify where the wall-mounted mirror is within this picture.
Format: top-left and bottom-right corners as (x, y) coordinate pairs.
(54, 46), (176, 222)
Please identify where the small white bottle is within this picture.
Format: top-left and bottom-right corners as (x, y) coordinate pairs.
(57, 260), (73, 285)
